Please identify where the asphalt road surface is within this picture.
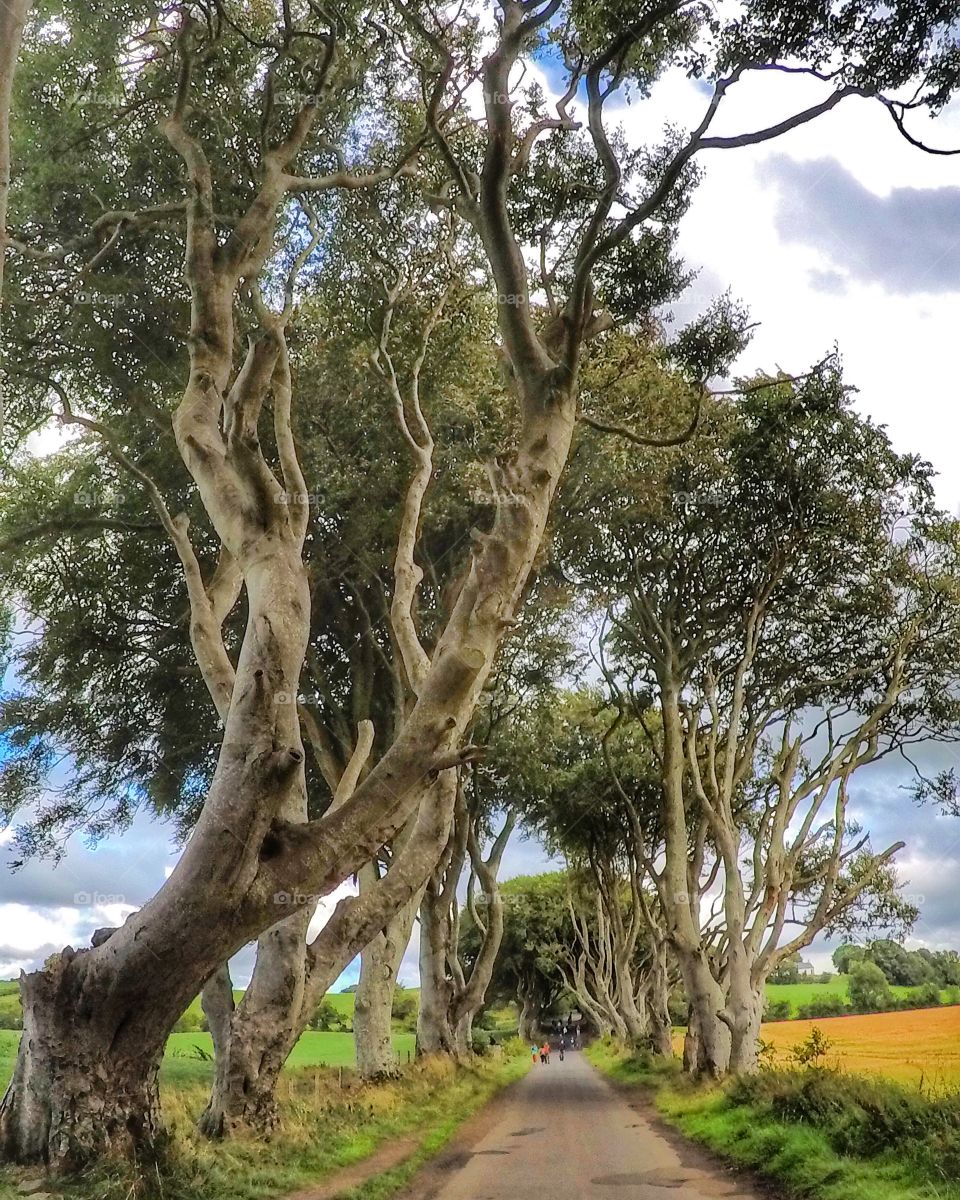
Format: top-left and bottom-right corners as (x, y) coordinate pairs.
(428, 1050), (766, 1200)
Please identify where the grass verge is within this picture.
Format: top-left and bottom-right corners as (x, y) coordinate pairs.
(586, 1038), (960, 1200)
(0, 1049), (528, 1200)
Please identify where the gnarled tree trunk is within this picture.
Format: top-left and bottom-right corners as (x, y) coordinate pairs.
(676, 951), (730, 1077)
(353, 879), (420, 1079)
(198, 906), (312, 1137)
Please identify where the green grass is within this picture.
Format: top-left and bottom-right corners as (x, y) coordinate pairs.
(0, 983), (418, 1029)
(587, 1040), (960, 1200)
(0, 1028), (417, 1091)
(0, 1048), (527, 1200)
(765, 976), (952, 1016)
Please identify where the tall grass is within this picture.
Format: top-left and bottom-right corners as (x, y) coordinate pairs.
(0, 1051), (528, 1200)
(587, 1038), (960, 1200)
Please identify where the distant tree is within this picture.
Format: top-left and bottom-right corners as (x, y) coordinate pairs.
(339, 984), (359, 995)
(391, 989), (417, 1025)
(308, 999), (344, 1033)
(866, 940), (934, 987)
(769, 954), (803, 985)
(832, 944), (866, 975)
(848, 961), (894, 1012)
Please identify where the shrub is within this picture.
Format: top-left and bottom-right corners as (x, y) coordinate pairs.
(848, 960), (893, 1012)
(727, 1067), (960, 1176)
(391, 989), (418, 1024)
(471, 1028), (492, 1055)
(309, 998), (346, 1031)
(791, 1026), (833, 1067)
(764, 999), (792, 1022)
(795, 994), (848, 1020)
(914, 982), (943, 1008)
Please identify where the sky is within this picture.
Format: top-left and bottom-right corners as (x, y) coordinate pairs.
(3, 50), (960, 987)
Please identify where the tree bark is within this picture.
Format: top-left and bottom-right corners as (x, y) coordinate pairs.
(726, 959), (765, 1074)
(0, 951), (165, 1167)
(416, 886), (457, 1055)
(676, 951), (730, 1077)
(353, 874), (420, 1079)
(198, 906), (312, 1137)
(517, 990), (539, 1042)
(646, 945), (674, 1058)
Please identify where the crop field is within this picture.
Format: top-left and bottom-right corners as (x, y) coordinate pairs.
(760, 1005), (960, 1089)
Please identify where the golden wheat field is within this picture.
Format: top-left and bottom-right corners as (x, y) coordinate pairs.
(759, 1005), (960, 1090)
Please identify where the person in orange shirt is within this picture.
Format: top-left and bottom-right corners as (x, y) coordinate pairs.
(541, 1040), (551, 1064)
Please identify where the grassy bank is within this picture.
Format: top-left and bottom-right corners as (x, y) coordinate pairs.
(0, 1048), (528, 1200)
(587, 1039), (960, 1200)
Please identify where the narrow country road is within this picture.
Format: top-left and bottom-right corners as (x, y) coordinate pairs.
(424, 1051), (768, 1200)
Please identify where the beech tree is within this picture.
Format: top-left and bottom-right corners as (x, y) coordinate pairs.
(3, 0), (958, 1167)
(476, 871), (573, 1041)
(513, 692), (678, 1053)
(572, 373), (960, 1075)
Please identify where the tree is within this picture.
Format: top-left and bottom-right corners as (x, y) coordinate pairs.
(515, 692), (676, 1053)
(848, 960), (894, 1012)
(572, 373), (960, 1075)
(475, 872), (572, 1041)
(768, 954), (803, 985)
(4, 0), (959, 1166)
(832, 944), (866, 975)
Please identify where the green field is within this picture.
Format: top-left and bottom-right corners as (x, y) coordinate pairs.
(765, 975), (952, 1015)
(0, 1028), (417, 1091)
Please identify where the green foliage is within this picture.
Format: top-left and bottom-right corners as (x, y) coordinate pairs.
(590, 1041), (960, 1200)
(795, 995), (849, 1021)
(849, 961), (895, 1013)
(728, 1070), (960, 1181)
(768, 953), (804, 985)
(791, 1027), (834, 1068)
(309, 999), (348, 1033)
(833, 943), (867, 974)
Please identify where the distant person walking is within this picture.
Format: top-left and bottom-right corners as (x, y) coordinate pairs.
(531, 1043), (539, 1065)
(558, 1036), (565, 1062)
(541, 1041), (551, 1064)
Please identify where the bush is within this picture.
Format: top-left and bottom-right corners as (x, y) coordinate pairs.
(763, 999), (792, 1022)
(848, 960), (893, 1012)
(727, 1068), (960, 1176)
(914, 982), (943, 1008)
(391, 989), (418, 1025)
(794, 994), (848, 1020)
(791, 1026), (833, 1067)
(0, 1009), (22, 1030)
(309, 998), (346, 1032)
(471, 1028), (492, 1055)
(173, 1010), (203, 1033)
